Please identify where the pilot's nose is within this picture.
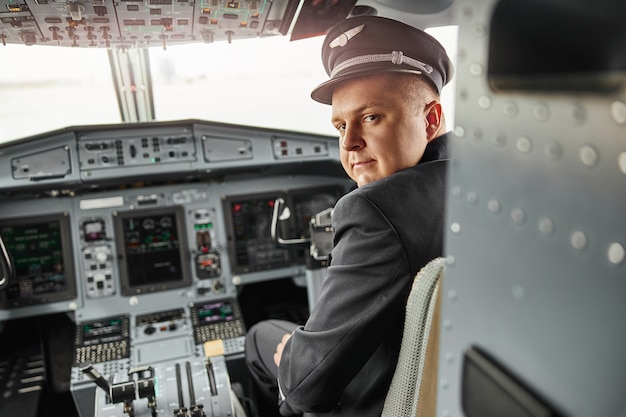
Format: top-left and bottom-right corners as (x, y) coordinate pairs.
(341, 125), (364, 151)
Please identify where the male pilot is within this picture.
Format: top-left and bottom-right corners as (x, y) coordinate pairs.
(245, 15), (454, 416)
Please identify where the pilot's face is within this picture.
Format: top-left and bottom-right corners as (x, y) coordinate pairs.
(331, 73), (431, 187)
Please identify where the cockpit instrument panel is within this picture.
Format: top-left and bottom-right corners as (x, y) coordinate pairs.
(113, 206), (192, 296)
(0, 213), (76, 308)
(223, 185), (344, 273)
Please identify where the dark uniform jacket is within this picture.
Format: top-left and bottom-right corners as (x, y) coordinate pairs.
(277, 133), (450, 416)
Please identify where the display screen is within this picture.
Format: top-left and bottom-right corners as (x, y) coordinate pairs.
(114, 206), (191, 295)
(83, 219), (106, 242)
(488, 0), (626, 92)
(0, 214), (76, 308)
(224, 193), (292, 273)
(196, 300), (235, 324)
(80, 317), (126, 346)
(223, 187), (344, 273)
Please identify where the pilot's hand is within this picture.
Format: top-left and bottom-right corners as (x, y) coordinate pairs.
(274, 333), (292, 367)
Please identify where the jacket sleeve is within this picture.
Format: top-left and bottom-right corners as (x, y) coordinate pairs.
(276, 191), (412, 415)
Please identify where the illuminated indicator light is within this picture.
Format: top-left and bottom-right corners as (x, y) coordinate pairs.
(7, 4), (21, 12)
(251, 12), (259, 18)
(201, 8), (211, 13)
(239, 21), (248, 27)
(210, 18), (218, 24)
(233, 204), (242, 212)
(226, 1), (239, 8)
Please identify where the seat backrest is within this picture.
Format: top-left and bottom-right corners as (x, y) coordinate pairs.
(382, 257), (445, 417)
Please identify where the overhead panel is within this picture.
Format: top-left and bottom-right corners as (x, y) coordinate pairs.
(0, 0), (299, 48)
(11, 146), (71, 180)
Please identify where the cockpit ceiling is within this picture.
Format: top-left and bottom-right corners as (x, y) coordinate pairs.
(0, 0), (370, 48)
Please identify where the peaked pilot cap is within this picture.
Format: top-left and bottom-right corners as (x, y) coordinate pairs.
(311, 16), (454, 105)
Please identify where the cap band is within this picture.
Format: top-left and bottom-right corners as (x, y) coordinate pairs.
(330, 50), (434, 78)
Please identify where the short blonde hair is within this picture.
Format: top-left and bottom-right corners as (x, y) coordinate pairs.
(387, 73), (440, 111)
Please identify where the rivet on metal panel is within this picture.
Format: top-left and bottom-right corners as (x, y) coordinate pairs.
(503, 101), (518, 118)
(610, 101), (626, 124)
(448, 290), (458, 302)
(470, 128), (483, 142)
(478, 95), (492, 109)
(538, 217), (555, 236)
(570, 230), (588, 251)
(440, 379), (450, 389)
(491, 132), (507, 147)
(532, 103), (550, 121)
(451, 186), (463, 198)
(544, 142), (563, 160)
(453, 125), (466, 137)
(515, 136), (532, 154)
(443, 319), (453, 331)
(510, 208), (526, 224)
(571, 103), (586, 123)
(473, 23), (487, 37)
(618, 152), (626, 174)
(512, 285), (525, 300)
(607, 242), (625, 265)
(445, 352), (454, 364)
(469, 63), (483, 77)
(466, 191), (479, 205)
(487, 199), (501, 214)
(457, 48), (467, 63)
(450, 222), (461, 234)
(579, 145), (598, 167)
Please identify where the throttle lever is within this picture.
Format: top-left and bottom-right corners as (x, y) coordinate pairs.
(79, 362), (111, 397)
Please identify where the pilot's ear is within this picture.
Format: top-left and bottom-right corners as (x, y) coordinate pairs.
(424, 101), (443, 141)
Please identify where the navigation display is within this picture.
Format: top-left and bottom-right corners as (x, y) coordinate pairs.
(0, 214), (76, 308)
(223, 186), (344, 273)
(113, 206), (191, 295)
(223, 193), (292, 273)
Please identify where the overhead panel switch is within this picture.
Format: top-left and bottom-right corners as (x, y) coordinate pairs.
(66, 3), (85, 21)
